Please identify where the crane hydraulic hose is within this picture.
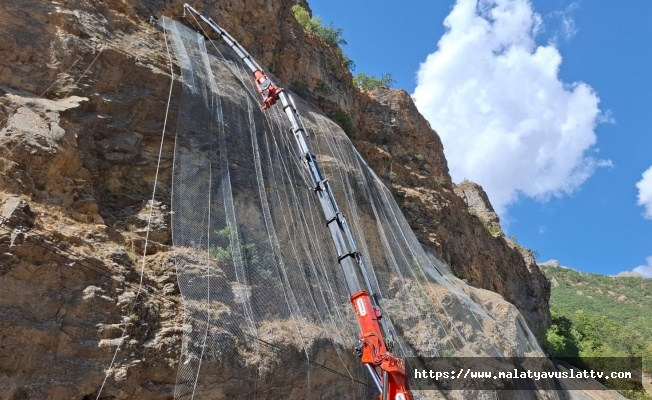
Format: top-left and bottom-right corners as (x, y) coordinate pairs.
(182, 5), (413, 399)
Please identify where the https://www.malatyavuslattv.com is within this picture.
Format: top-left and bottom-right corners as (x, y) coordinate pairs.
(406, 357), (642, 391)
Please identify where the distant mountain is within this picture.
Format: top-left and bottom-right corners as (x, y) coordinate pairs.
(616, 271), (647, 278)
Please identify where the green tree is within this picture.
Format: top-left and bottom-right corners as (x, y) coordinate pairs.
(330, 110), (353, 136)
(541, 311), (581, 358)
(353, 72), (395, 90)
(292, 5), (346, 47)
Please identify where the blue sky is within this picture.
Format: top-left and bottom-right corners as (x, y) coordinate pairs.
(309, 0), (652, 277)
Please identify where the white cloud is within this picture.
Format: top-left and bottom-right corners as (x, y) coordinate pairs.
(596, 109), (615, 125)
(620, 256), (652, 278)
(637, 166), (652, 219)
(633, 259), (652, 278)
(545, 2), (579, 43)
(413, 0), (610, 216)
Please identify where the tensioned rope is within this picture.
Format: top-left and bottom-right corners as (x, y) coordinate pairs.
(61, 46), (104, 99)
(39, 54), (85, 99)
(0, 46), (102, 160)
(95, 20), (175, 399)
(188, 35), (217, 399)
(0, 215), (121, 283)
(171, 14), (363, 392)
(182, 11), (403, 383)
(253, 335), (374, 389)
(2, 214), (374, 391)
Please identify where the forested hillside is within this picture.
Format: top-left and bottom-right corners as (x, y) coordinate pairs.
(541, 264), (652, 398)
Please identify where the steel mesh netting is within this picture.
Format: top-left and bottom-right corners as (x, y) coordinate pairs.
(163, 17), (548, 399)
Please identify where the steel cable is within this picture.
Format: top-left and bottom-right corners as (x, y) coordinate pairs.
(95, 20), (175, 399)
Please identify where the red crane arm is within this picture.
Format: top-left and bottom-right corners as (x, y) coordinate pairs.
(352, 290), (411, 399)
(182, 5), (413, 399)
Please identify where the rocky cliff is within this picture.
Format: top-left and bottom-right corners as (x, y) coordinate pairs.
(1, 0), (553, 398)
(349, 89), (550, 337)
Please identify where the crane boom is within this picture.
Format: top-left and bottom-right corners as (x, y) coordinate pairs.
(182, 5), (413, 399)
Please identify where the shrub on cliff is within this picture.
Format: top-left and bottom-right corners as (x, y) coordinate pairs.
(353, 72), (395, 90)
(291, 5), (346, 47)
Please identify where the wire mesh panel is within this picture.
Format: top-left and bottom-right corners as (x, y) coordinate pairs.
(163, 16), (550, 400)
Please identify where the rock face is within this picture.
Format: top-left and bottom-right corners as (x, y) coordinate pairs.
(452, 181), (548, 327)
(454, 181), (501, 230)
(348, 88), (551, 336)
(1, 0), (552, 398)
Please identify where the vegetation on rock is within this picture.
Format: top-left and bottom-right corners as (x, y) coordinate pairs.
(291, 5), (346, 47)
(329, 109), (354, 136)
(353, 72), (395, 90)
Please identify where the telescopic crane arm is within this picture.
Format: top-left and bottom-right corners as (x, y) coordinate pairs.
(182, 5), (412, 399)
(183, 4), (282, 110)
